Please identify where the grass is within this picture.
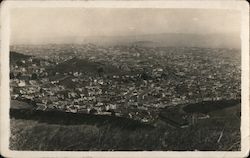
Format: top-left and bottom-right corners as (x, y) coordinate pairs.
(9, 113), (240, 151)
(9, 99), (241, 151)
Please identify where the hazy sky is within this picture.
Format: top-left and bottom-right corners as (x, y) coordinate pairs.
(10, 8), (240, 44)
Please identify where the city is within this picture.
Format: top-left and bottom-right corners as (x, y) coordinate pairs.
(10, 44), (241, 126)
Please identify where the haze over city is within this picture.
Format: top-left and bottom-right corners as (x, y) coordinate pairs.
(10, 8), (240, 48)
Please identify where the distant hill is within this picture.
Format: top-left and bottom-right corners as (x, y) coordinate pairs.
(66, 33), (240, 49)
(132, 41), (161, 47)
(11, 33), (240, 49)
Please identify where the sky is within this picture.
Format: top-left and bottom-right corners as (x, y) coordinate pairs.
(10, 8), (240, 44)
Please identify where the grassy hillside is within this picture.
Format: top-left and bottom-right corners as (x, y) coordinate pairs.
(10, 108), (240, 151)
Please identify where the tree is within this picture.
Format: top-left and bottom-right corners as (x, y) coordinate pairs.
(89, 108), (97, 114)
(31, 73), (38, 80)
(141, 71), (149, 80)
(97, 67), (104, 76)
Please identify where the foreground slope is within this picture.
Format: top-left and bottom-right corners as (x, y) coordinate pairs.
(10, 100), (240, 151)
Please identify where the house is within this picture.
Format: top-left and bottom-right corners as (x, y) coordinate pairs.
(18, 80), (26, 87)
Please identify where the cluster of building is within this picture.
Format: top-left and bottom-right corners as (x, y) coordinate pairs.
(10, 44), (241, 123)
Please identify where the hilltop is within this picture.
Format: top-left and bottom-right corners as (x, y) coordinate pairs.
(49, 57), (124, 76)
(10, 51), (31, 63)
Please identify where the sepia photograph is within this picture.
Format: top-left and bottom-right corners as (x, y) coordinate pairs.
(0, 1), (249, 158)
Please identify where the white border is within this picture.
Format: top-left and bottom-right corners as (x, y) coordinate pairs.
(0, 1), (249, 158)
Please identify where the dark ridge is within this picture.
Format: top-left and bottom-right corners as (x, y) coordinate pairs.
(183, 99), (241, 114)
(10, 51), (31, 63)
(49, 57), (123, 75)
(10, 108), (154, 130)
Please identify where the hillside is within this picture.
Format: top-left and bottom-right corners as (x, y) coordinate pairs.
(10, 106), (152, 129)
(183, 99), (241, 114)
(10, 114), (240, 151)
(10, 51), (31, 63)
(9, 100), (241, 151)
(49, 57), (123, 75)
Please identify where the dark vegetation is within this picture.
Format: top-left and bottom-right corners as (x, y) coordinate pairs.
(9, 117), (240, 151)
(49, 57), (124, 76)
(183, 99), (241, 114)
(10, 108), (153, 130)
(10, 51), (30, 64)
